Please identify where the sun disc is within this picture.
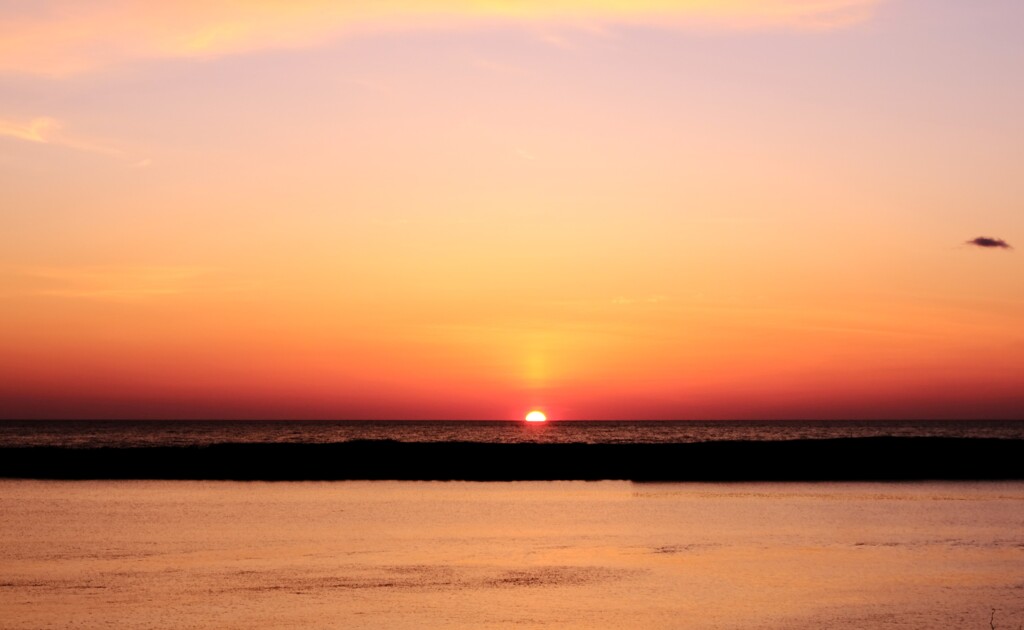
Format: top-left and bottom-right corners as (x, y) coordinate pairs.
(525, 411), (547, 422)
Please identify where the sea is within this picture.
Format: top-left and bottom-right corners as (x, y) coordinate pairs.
(3, 420), (1023, 629)
(2, 419), (1023, 448)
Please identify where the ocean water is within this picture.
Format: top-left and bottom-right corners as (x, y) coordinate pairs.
(2, 419), (1023, 448)
(3, 422), (1022, 627)
(1, 480), (1022, 629)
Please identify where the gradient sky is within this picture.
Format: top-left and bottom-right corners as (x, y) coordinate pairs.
(1, 0), (1022, 419)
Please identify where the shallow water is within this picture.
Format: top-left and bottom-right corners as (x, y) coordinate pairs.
(1, 480), (1023, 629)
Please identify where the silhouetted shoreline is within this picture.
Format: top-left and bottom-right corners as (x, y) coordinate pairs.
(1, 437), (1022, 481)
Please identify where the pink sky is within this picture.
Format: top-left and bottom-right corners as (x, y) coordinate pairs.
(1, 0), (1021, 419)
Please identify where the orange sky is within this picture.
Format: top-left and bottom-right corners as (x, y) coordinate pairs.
(1, 0), (1021, 419)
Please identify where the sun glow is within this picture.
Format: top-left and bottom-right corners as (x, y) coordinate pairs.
(525, 411), (547, 422)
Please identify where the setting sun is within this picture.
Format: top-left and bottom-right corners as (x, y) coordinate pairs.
(525, 411), (547, 423)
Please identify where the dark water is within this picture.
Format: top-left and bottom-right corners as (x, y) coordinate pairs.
(1, 419), (1022, 448)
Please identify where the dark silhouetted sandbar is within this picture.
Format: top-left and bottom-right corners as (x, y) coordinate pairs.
(2, 438), (1023, 481)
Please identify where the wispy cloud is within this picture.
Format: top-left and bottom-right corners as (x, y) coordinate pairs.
(966, 237), (1013, 250)
(0, 117), (60, 143)
(0, 115), (127, 158)
(0, 1), (883, 76)
(1, 266), (220, 301)
(612, 294), (669, 305)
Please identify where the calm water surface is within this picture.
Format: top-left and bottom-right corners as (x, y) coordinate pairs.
(2, 480), (1022, 629)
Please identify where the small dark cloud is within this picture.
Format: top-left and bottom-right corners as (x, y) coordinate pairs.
(966, 237), (1012, 250)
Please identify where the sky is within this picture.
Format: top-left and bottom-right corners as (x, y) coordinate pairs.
(1, 0), (1022, 420)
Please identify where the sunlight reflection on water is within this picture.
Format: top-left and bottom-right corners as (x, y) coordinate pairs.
(1, 480), (1023, 629)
